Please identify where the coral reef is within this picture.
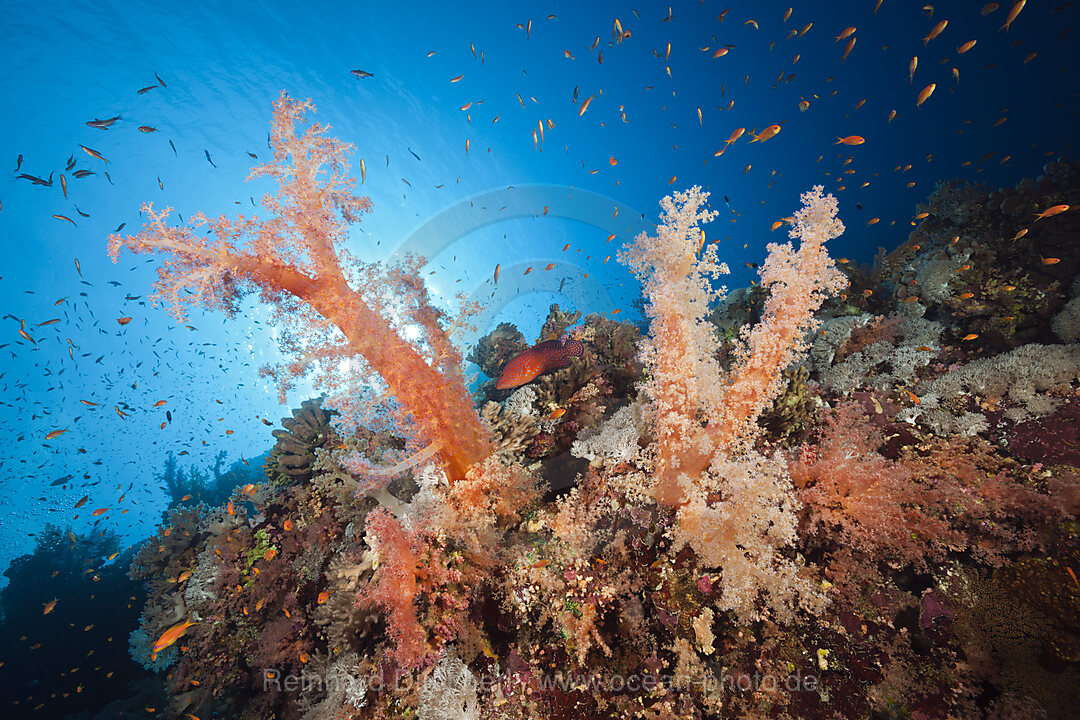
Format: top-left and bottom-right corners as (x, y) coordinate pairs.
(119, 97), (1080, 720)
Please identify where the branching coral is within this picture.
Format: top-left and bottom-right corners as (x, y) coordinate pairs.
(620, 185), (846, 620)
(108, 92), (490, 483)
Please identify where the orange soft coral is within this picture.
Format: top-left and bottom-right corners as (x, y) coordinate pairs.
(108, 93), (490, 482)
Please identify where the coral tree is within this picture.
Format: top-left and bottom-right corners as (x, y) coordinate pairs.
(108, 92), (489, 484)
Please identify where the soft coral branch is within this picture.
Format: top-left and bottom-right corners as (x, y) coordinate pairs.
(108, 92), (490, 482)
(621, 185), (847, 507)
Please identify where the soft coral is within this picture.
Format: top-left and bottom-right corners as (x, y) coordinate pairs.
(108, 93), (490, 482)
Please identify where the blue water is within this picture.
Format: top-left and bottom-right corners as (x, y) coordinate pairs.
(0, 0), (1076, 714)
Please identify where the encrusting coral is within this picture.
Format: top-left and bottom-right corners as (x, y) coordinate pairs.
(116, 95), (1080, 720)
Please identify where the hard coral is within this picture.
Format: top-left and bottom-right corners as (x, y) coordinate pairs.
(263, 397), (338, 484)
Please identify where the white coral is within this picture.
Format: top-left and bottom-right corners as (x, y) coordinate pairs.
(417, 652), (479, 720)
(570, 401), (649, 465)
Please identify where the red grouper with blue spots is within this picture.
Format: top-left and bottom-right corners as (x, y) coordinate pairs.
(495, 336), (585, 390)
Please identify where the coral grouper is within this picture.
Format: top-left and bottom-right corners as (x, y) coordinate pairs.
(496, 336), (584, 389)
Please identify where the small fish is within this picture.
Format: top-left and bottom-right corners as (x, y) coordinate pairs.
(91, 507), (108, 516)
(204, 150), (216, 167)
(836, 135), (865, 145)
(350, 69), (374, 78)
(74, 495), (89, 509)
(80, 145), (107, 162)
(1000, 0), (1025, 31)
(842, 36), (856, 61)
(43, 599), (58, 615)
(961, 333), (979, 341)
(958, 39), (977, 54)
(137, 85), (158, 94)
(916, 83), (936, 107)
(579, 95), (595, 116)
(317, 590), (331, 604)
(45, 428), (68, 440)
(86, 115), (121, 130)
(1041, 257), (1061, 265)
(749, 124), (781, 142)
(982, 3), (999, 16)
(835, 27), (856, 41)
(548, 407), (567, 419)
(450, 74), (464, 83)
(493, 263), (500, 284)
(908, 56), (918, 83)
(151, 618), (197, 659)
(360, 157), (366, 183)
(901, 387), (921, 404)
(923, 19), (948, 45)
(1034, 204), (1069, 220)
(138, 126), (158, 133)
(957, 292), (975, 299)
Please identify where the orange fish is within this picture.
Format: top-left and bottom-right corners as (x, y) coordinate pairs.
(957, 292), (974, 299)
(1041, 257), (1061, 265)
(902, 388), (921, 405)
(152, 400), (167, 407)
(958, 39), (976, 54)
(835, 135), (865, 145)
(43, 598), (58, 615)
(45, 428), (68, 440)
(151, 617), (197, 659)
(916, 83), (936, 108)
(1034, 204), (1069, 220)
(1000, 0), (1025, 31)
(961, 333), (979, 341)
(283, 519), (293, 531)
(92, 507), (108, 516)
(74, 495), (89, 509)
(835, 27), (856, 41)
(750, 124), (781, 142)
(842, 36), (856, 61)
(263, 548), (277, 561)
(317, 590), (331, 604)
(923, 19), (948, 45)
(548, 408), (567, 419)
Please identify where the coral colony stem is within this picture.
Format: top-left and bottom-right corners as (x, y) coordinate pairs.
(107, 93), (490, 483)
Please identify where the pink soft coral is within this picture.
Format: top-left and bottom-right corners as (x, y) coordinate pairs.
(620, 185), (847, 620)
(108, 93), (490, 482)
(620, 185), (847, 507)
